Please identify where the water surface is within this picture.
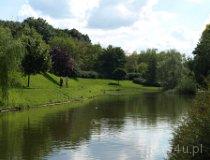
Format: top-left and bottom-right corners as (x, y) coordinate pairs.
(0, 93), (193, 160)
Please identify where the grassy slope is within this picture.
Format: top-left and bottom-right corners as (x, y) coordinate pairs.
(6, 73), (160, 108)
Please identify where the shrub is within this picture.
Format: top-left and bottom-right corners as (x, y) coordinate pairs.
(77, 71), (99, 79)
(126, 73), (141, 80)
(168, 93), (210, 159)
(133, 77), (161, 87)
(112, 68), (127, 85)
(9, 72), (23, 88)
(133, 77), (146, 85)
(176, 75), (197, 95)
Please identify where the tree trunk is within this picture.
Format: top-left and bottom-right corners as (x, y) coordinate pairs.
(65, 77), (68, 87)
(27, 75), (30, 87)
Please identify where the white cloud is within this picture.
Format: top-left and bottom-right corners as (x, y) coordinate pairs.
(186, 0), (203, 4)
(69, 0), (101, 20)
(18, 0), (206, 56)
(18, 2), (40, 18)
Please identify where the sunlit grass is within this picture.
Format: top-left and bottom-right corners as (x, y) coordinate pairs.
(6, 73), (160, 108)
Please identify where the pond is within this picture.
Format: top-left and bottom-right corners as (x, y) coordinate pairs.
(0, 93), (193, 160)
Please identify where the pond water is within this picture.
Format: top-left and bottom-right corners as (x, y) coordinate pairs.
(0, 93), (193, 160)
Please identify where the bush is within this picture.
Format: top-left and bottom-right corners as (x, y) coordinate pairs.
(133, 77), (161, 87)
(176, 75), (197, 95)
(126, 73), (141, 80)
(77, 71), (99, 79)
(133, 77), (146, 85)
(113, 68), (127, 80)
(112, 68), (127, 85)
(9, 72), (23, 88)
(168, 93), (210, 159)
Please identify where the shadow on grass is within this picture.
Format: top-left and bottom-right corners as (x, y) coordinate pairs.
(42, 73), (60, 86)
(108, 82), (120, 86)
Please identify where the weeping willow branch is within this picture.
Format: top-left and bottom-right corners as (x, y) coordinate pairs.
(0, 27), (23, 104)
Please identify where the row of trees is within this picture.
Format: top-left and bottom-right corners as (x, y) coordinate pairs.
(125, 49), (196, 93)
(1, 16), (210, 102)
(0, 17), (129, 102)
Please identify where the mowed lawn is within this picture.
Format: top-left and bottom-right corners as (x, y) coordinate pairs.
(7, 73), (160, 108)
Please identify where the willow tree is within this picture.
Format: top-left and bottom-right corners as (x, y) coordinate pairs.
(0, 27), (22, 102)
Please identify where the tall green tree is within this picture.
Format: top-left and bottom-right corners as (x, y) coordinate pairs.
(0, 27), (23, 102)
(143, 49), (158, 85)
(21, 28), (51, 87)
(193, 24), (210, 88)
(125, 52), (139, 73)
(97, 45), (126, 78)
(158, 50), (183, 90)
(74, 42), (102, 71)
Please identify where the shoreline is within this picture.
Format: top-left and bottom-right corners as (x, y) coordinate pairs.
(0, 89), (161, 114)
(0, 76), (161, 114)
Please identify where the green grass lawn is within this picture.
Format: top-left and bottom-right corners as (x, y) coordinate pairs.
(4, 73), (160, 109)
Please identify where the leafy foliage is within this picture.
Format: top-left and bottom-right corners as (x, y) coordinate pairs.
(61, 28), (91, 43)
(176, 73), (197, 95)
(23, 17), (55, 42)
(158, 50), (183, 90)
(50, 47), (75, 78)
(21, 28), (51, 87)
(0, 20), (22, 37)
(97, 45), (126, 78)
(0, 27), (23, 101)
(193, 24), (210, 88)
(126, 73), (141, 80)
(144, 49), (158, 85)
(113, 68), (127, 85)
(77, 71), (99, 79)
(169, 92), (210, 159)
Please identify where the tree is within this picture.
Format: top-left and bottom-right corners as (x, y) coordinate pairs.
(113, 68), (127, 85)
(49, 36), (76, 58)
(74, 42), (102, 71)
(0, 27), (23, 102)
(193, 24), (210, 88)
(50, 47), (76, 87)
(97, 45), (126, 78)
(138, 63), (148, 77)
(50, 37), (76, 87)
(157, 50), (183, 90)
(125, 52), (139, 73)
(143, 49), (158, 85)
(21, 28), (51, 87)
(62, 28), (91, 43)
(23, 17), (55, 42)
(0, 20), (22, 37)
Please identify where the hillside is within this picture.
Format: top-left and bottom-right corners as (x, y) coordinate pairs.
(4, 73), (159, 109)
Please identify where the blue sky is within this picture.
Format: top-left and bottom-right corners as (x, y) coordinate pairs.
(0, 0), (210, 56)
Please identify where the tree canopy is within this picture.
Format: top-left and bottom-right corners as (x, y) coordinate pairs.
(193, 24), (210, 87)
(97, 45), (126, 78)
(21, 28), (51, 87)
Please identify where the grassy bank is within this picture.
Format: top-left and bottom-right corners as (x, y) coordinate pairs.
(1, 73), (160, 110)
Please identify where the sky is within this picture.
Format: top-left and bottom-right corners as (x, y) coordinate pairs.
(0, 0), (210, 56)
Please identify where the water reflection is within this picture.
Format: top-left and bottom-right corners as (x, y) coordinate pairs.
(0, 93), (193, 160)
